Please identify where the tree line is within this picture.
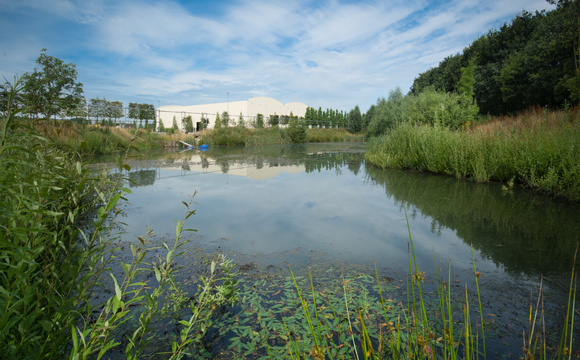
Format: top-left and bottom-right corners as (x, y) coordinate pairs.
(410, 1), (579, 115)
(0, 49), (156, 128)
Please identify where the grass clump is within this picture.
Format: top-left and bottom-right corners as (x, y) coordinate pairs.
(366, 107), (580, 201)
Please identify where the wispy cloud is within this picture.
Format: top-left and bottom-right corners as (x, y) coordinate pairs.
(0, 0), (554, 111)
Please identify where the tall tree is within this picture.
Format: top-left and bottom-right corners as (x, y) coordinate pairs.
(22, 49), (84, 125)
(348, 105), (362, 133)
(89, 98), (108, 125)
(108, 101), (123, 125)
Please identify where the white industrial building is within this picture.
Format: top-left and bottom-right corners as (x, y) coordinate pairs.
(157, 96), (308, 132)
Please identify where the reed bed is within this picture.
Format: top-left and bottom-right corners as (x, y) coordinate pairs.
(366, 107), (580, 201)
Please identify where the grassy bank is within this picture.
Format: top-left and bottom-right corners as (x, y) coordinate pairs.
(49, 123), (198, 155)
(366, 107), (580, 201)
(199, 126), (364, 146)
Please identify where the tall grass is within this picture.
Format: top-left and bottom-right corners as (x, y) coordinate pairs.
(0, 80), (239, 359)
(306, 128), (364, 142)
(366, 107), (580, 201)
(199, 126), (365, 147)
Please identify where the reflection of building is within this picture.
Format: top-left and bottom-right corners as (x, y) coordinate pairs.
(164, 154), (306, 180)
(157, 97), (308, 132)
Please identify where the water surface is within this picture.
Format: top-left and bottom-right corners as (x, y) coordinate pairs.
(96, 143), (580, 357)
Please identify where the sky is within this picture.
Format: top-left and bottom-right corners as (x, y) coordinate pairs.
(0, 0), (554, 113)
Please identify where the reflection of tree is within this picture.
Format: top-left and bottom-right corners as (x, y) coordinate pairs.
(365, 164), (580, 276)
(181, 159), (190, 172)
(128, 169), (157, 187)
(218, 160), (229, 174)
(304, 152), (365, 175)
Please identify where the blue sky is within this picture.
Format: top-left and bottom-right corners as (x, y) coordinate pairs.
(0, 0), (554, 112)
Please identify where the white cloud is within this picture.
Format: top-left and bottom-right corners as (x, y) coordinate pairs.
(0, 0), (556, 111)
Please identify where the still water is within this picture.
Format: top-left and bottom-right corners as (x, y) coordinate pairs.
(97, 143), (580, 357)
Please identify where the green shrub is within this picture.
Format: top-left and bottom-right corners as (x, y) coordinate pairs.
(286, 119), (307, 143)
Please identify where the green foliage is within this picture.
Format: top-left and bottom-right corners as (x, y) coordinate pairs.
(184, 115), (194, 133)
(411, 8), (578, 115)
(238, 112), (245, 128)
(305, 106), (348, 129)
(365, 107), (580, 201)
(348, 105), (363, 133)
(172, 116), (178, 131)
(255, 113), (264, 129)
(221, 111), (229, 127)
(367, 88), (478, 138)
(0, 80), (109, 357)
(269, 114), (279, 127)
(367, 87), (405, 138)
(214, 112), (222, 129)
(158, 118), (166, 132)
(285, 119), (307, 143)
(0, 79), (240, 358)
(458, 58), (477, 99)
(404, 89), (479, 129)
(129, 102), (155, 129)
(22, 49), (84, 123)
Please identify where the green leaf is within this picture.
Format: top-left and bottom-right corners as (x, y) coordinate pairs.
(71, 326), (78, 353)
(130, 243), (136, 257)
(106, 192), (122, 212)
(175, 220), (182, 238)
(123, 164), (131, 171)
(121, 262), (131, 276)
(110, 272), (122, 301)
(76, 161), (82, 175)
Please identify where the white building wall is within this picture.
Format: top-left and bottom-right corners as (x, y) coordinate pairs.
(157, 97), (307, 132)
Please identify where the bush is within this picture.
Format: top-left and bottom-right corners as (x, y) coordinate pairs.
(404, 89), (479, 129)
(286, 119), (307, 143)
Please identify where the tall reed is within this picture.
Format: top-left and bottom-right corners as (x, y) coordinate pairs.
(366, 107), (580, 201)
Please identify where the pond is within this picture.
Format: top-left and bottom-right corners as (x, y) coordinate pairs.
(95, 143), (580, 358)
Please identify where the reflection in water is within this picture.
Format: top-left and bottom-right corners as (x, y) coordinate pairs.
(102, 144), (580, 280)
(97, 143), (579, 356)
(127, 169), (158, 187)
(365, 164), (580, 276)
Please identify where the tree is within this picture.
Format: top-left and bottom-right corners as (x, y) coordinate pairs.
(286, 119), (307, 143)
(270, 114), (279, 127)
(172, 116), (178, 131)
(129, 102), (155, 129)
(256, 113), (264, 128)
(89, 98), (108, 125)
(107, 101), (123, 126)
(348, 105), (362, 133)
(22, 49), (84, 125)
(221, 111), (229, 127)
(184, 115), (194, 133)
(215, 112), (222, 128)
(238, 112), (245, 128)
(458, 58), (477, 100)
